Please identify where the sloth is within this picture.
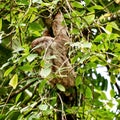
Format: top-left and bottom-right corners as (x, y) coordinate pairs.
(31, 12), (75, 87)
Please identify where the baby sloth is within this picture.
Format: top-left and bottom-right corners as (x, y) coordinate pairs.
(31, 12), (75, 87)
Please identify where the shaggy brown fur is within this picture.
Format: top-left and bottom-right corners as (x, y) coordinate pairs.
(31, 12), (75, 87)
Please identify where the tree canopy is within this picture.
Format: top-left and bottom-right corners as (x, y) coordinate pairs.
(0, 0), (120, 119)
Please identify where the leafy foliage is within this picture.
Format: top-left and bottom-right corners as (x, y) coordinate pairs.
(0, 0), (120, 119)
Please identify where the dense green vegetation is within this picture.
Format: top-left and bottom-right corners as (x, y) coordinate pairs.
(0, 0), (120, 119)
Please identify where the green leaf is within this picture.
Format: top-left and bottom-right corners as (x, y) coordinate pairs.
(42, 109), (53, 115)
(40, 60), (52, 68)
(110, 75), (116, 84)
(4, 66), (15, 77)
(40, 60), (45, 67)
(32, 0), (42, 3)
(41, 2), (51, 7)
(19, 64), (33, 71)
(47, 55), (56, 60)
(52, 0), (60, 5)
(107, 100), (114, 108)
(9, 74), (18, 89)
(13, 47), (24, 53)
(82, 42), (92, 48)
(38, 79), (47, 94)
(39, 104), (48, 111)
(27, 54), (38, 62)
(30, 14), (36, 23)
(94, 33), (107, 42)
(71, 28), (80, 35)
(104, 41), (109, 51)
(85, 87), (92, 98)
(110, 89), (115, 97)
(106, 24), (112, 33)
(15, 93), (22, 103)
(84, 14), (95, 25)
(40, 68), (51, 78)
(16, 0), (29, 5)
(108, 33), (119, 41)
(29, 22), (42, 31)
(0, 114), (5, 120)
(99, 91), (107, 100)
(71, 55), (79, 64)
(84, 0), (91, 5)
(75, 76), (82, 87)
(92, 109), (114, 119)
(71, 1), (84, 8)
(56, 84), (65, 92)
(79, 53), (90, 63)
(5, 110), (20, 120)
(88, 5), (104, 11)
(109, 22), (120, 31)
(66, 107), (78, 114)
(71, 10), (85, 17)
(98, 43), (105, 52)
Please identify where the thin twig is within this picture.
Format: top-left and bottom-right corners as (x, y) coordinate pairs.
(1, 89), (13, 114)
(7, 79), (38, 101)
(2, 29), (15, 39)
(57, 93), (67, 120)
